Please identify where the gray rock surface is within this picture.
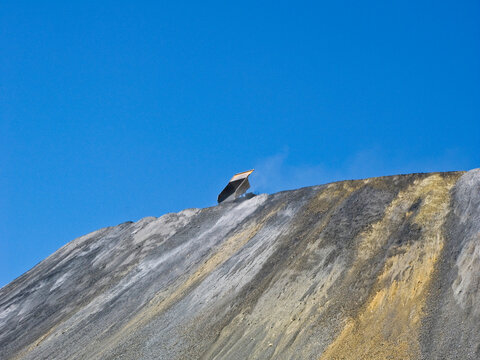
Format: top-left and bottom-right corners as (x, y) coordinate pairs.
(1, 170), (479, 359)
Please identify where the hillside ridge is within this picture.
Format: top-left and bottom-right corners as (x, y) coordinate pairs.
(1, 169), (479, 360)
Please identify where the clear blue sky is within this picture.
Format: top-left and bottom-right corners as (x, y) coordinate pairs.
(1, 0), (479, 287)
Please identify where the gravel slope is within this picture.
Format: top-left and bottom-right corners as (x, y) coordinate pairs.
(1, 169), (479, 360)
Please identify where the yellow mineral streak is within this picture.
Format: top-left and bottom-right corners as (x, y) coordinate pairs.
(320, 174), (459, 360)
(202, 181), (363, 360)
(303, 181), (364, 243)
(12, 326), (59, 360)
(89, 203), (285, 359)
(307, 181), (362, 215)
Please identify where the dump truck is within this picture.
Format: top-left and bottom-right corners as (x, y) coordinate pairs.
(217, 169), (254, 203)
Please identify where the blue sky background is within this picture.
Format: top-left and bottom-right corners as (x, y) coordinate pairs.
(1, 0), (479, 287)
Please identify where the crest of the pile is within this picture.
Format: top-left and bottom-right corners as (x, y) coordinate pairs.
(217, 169), (254, 203)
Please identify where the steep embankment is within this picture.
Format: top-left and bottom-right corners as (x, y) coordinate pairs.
(1, 170), (479, 360)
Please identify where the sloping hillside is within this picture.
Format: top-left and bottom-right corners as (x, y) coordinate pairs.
(1, 170), (479, 360)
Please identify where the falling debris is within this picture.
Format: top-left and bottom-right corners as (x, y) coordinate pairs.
(217, 169), (254, 203)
